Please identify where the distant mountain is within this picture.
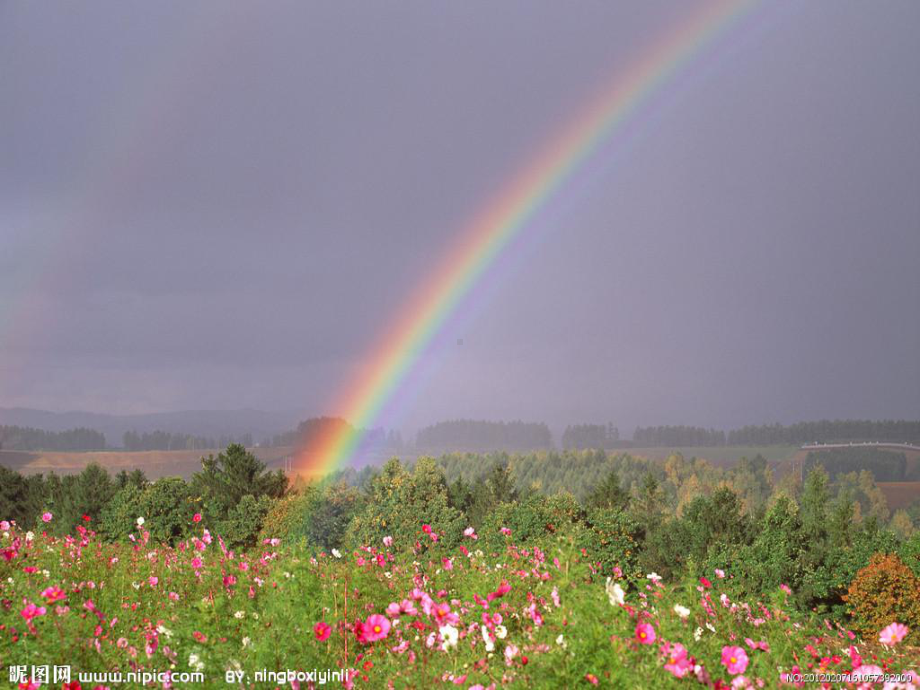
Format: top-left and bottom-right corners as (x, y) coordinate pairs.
(0, 407), (303, 447)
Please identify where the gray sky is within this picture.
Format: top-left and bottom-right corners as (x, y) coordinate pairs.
(1, 0), (918, 435)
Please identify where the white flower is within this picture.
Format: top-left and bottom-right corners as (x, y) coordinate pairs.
(646, 572), (662, 585)
(673, 604), (691, 619)
(251, 612), (259, 620)
(242, 637), (251, 648)
(494, 625), (507, 640)
(481, 625), (495, 652)
(26, 531), (34, 541)
(694, 627), (703, 641)
(439, 624), (459, 650)
(41, 569), (50, 578)
(131, 581), (140, 590)
(706, 622), (716, 633)
(606, 577), (626, 606)
(234, 610), (245, 619)
(157, 624), (173, 638)
(556, 634), (567, 649)
(331, 549), (342, 559)
(136, 517), (145, 526)
(188, 652), (205, 673)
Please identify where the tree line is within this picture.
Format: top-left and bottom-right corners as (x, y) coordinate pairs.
(416, 419), (553, 451)
(0, 425), (106, 451)
(122, 430), (253, 451)
(728, 419), (920, 445)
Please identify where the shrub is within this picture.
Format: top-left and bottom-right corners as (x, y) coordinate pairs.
(844, 552), (920, 644)
(579, 507), (641, 580)
(346, 457), (464, 551)
(99, 478), (196, 544)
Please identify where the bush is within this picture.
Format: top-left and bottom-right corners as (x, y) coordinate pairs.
(579, 507), (641, 580)
(844, 552), (920, 644)
(481, 494), (573, 551)
(214, 494), (274, 547)
(346, 457), (464, 552)
(99, 478), (196, 544)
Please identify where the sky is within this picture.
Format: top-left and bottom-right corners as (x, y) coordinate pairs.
(1, 0), (918, 437)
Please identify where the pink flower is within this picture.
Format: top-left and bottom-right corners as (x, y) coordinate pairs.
(41, 511), (53, 523)
(382, 535), (393, 547)
(721, 645), (749, 675)
(422, 524), (432, 535)
(358, 614), (391, 643)
(191, 557), (203, 569)
(1, 520), (11, 531)
(442, 557), (453, 571)
(40, 586), (67, 603)
(635, 622), (656, 645)
(662, 642), (692, 678)
(192, 513), (202, 523)
(148, 576), (158, 587)
(500, 527), (512, 536)
(21, 601), (47, 624)
(715, 568), (725, 579)
(463, 527), (478, 539)
(879, 622), (909, 645)
(314, 621), (331, 642)
(699, 576), (712, 589)
(779, 583), (792, 595)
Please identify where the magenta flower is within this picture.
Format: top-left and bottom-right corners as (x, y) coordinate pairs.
(721, 645), (749, 675)
(359, 614), (391, 643)
(879, 622), (909, 645)
(40, 586), (67, 604)
(314, 620), (331, 642)
(21, 601), (47, 624)
(192, 513), (202, 523)
(635, 622), (656, 645)
(41, 511), (52, 523)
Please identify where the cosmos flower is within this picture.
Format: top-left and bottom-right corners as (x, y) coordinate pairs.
(359, 614), (391, 643)
(314, 621), (331, 642)
(635, 622), (656, 645)
(41, 512), (53, 523)
(673, 604), (691, 619)
(879, 622), (909, 645)
(440, 624), (459, 650)
(721, 645), (749, 675)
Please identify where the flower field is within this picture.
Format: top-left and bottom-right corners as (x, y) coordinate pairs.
(1, 516), (917, 689)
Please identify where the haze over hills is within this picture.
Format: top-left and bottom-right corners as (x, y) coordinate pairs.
(0, 407), (302, 447)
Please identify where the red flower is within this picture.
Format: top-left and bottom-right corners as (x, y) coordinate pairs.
(699, 577), (712, 589)
(82, 514), (91, 522)
(192, 513), (202, 523)
(314, 621), (331, 642)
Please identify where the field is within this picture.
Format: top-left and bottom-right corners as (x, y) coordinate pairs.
(879, 482), (920, 511)
(0, 447), (296, 479)
(1, 518), (917, 689)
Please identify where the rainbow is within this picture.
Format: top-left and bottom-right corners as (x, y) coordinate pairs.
(295, 0), (757, 476)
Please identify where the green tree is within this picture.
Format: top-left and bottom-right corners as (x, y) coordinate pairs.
(191, 443), (287, 522)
